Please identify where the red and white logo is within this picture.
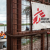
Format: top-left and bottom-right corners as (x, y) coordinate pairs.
(47, 31), (50, 34)
(33, 8), (45, 24)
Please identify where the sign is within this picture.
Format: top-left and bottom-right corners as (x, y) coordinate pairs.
(31, 2), (50, 30)
(47, 31), (50, 34)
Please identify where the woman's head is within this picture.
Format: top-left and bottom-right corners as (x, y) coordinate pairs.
(1, 31), (3, 34)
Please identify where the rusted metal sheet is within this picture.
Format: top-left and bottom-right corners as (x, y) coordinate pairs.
(30, 36), (33, 50)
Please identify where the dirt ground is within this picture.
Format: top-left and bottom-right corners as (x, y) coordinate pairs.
(21, 37), (50, 50)
(0, 37), (50, 50)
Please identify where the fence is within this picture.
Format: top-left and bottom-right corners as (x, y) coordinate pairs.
(7, 0), (50, 50)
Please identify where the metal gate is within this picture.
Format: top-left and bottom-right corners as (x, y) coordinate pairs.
(7, 0), (50, 50)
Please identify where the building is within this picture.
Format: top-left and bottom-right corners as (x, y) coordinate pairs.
(0, 23), (4, 25)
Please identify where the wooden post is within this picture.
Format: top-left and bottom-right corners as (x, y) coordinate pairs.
(41, 34), (44, 50)
(41, 29), (45, 50)
(30, 0), (33, 50)
(47, 33), (48, 50)
(30, 0), (32, 31)
(17, 0), (21, 50)
(11, 0), (18, 50)
(31, 36), (33, 50)
(43, 0), (44, 3)
(47, 0), (48, 2)
(7, 0), (11, 50)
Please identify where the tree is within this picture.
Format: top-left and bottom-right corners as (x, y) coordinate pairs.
(23, 6), (30, 16)
(23, 6), (30, 26)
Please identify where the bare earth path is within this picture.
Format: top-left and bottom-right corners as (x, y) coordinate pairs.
(21, 37), (50, 50)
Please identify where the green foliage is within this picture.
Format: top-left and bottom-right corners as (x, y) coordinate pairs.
(26, 40), (30, 44)
(22, 40), (30, 45)
(0, 24), (33, 26)
(48, 34), (50, 36)
(22, 43), (26, 45)
(23, 6), (30, 15)
(0, 24), (7, 26)
(22, 23), (30, 25)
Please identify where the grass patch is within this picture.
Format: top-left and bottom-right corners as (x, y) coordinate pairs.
(22, 39), (38, 46)
(22, 23), (33, 25)
(0, 23), (33, 26)
(48, 34), (50, 36)
(22, 23), (30, 25)
(0, 24), (7, 26)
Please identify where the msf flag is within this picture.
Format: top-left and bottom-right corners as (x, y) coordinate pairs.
(32, 2), (50, 30)
(33, 8), (45, 24)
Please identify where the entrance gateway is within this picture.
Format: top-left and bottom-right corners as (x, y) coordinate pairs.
(7, 0), (50, 50)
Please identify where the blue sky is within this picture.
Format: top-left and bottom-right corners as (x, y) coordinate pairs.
(0, 0), (6, 24)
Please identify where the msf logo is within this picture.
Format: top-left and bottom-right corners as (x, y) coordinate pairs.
(33, 8), (45, 24)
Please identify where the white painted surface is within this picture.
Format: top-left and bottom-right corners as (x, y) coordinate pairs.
(3, 48), (7, 50)
(0, 48), (7, 50)
(0, 39), (7, 42)
(31, 2), (50, 30)
(0, 49), (3, 50)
